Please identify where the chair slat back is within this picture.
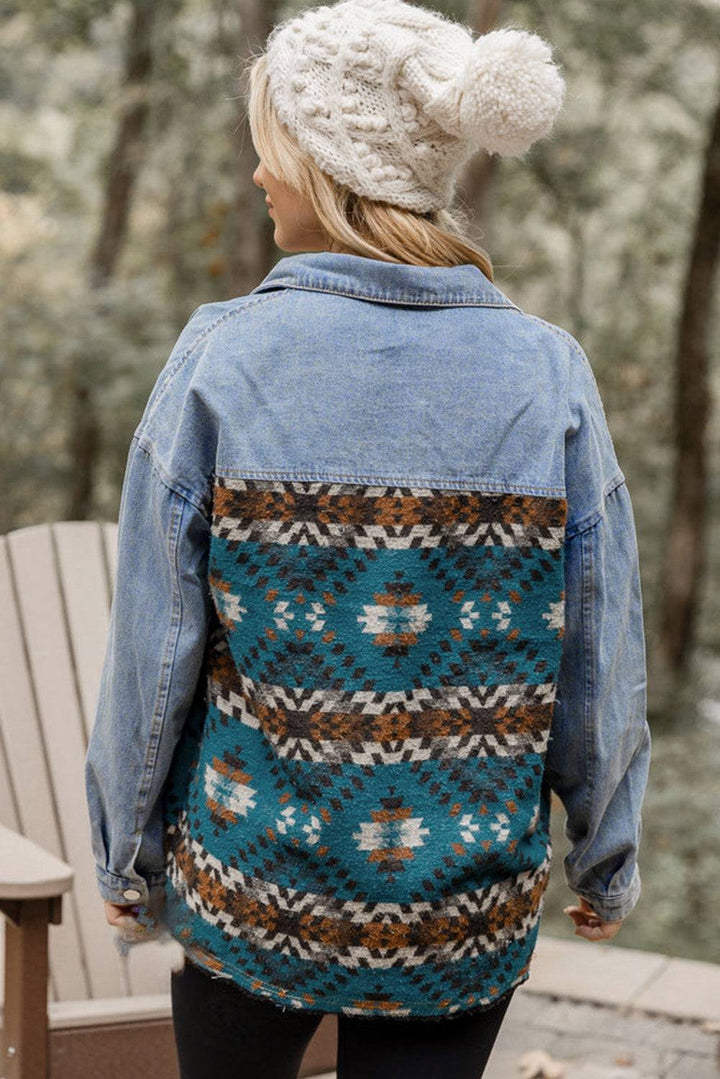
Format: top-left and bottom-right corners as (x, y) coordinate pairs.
(52, 523), (113, 742)
(0, 730), (16, 998)
(0, 522), (183, 1004)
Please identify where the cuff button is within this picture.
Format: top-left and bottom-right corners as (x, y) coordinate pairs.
(123, 888), (141, 901)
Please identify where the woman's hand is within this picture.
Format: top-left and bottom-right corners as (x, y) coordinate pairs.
(563, 896), (623, 941)
(104, 900), (139, 928)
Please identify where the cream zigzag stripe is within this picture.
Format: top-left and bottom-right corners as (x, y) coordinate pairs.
(207, 673), (556, 760)
(212, 517), (564, 551)
(212, 478), (564, 551)
(238, 732), (550, 765)
(166, 810), (550, 969)
(210, 672), (558, 715)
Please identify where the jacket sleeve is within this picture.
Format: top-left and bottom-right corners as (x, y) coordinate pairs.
(544, 334), (652, 923)
(85, 434), (212, 906)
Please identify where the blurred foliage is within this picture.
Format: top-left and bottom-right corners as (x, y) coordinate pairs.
(543, 715), (720, 962)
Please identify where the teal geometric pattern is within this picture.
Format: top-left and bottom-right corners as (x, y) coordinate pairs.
(162, 478), (568, 1018)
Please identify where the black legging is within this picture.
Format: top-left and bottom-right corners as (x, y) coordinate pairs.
(170, 955), (515, 1079)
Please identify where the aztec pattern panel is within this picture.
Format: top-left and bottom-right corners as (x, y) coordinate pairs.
(162, 478), (568, 1018)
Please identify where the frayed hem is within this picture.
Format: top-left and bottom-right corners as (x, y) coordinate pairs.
(176, 947), (528, 1023)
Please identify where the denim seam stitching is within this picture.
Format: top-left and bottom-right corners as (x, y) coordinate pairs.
(133, 435), (208, 514)
(574, 869), (640, 907)
(141, 292), (285, 430)
(566, 474), (626, 538)
(526, 312), (622, 474)
(132, 492), (185, 839)
(97, 865), (165, 887)
(255, 281), (521, 309)
(524, 313), (593, 371)
(213, 467), (567, 497)
(580, 520), (597, 833)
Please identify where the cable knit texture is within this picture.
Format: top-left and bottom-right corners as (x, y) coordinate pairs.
(263, 0), (565, 212)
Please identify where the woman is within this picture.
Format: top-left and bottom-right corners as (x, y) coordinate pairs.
(85, 1), (651, 1076)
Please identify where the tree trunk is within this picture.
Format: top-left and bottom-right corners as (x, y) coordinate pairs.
(67, 0), (156, 520)
(567, 211), (588, 340)
(457, 0), (503, 244)
(88, 0), (155, 287)
(229, 0), (279, 298)
(466, 0), (503, 35)
(656, 87), (720, 674)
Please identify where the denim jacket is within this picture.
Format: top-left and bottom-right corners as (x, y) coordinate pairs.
(85, 250), (650, 941)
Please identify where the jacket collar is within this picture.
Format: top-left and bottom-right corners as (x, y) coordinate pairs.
(249, 251), (519, 309)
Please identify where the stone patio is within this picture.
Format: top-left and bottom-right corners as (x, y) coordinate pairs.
(313, 936), (720, 1078)
(484, 990), (719, 1078)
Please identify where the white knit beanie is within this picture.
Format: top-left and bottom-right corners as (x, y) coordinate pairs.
(262, 0), (566, 213)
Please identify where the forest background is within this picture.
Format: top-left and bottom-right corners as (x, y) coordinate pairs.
(2, 0), (720, 962)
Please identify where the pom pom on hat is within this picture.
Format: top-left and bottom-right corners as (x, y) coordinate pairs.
(454, 28), (566, 155)
(420, 26), (566, 156)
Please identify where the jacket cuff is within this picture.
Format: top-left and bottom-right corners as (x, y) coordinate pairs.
(95, 865), (166, 906)
(573, 865), (642, 923)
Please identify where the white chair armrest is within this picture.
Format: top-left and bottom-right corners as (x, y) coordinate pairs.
(0, 822), (74, 900)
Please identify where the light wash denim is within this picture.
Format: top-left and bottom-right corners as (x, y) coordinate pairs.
(85, 250), (650, 923)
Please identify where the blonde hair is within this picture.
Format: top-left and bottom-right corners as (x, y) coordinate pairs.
(244, 53), (494, 280)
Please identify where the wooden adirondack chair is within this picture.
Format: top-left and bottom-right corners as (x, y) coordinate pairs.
(0, 521), (337, 1079)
